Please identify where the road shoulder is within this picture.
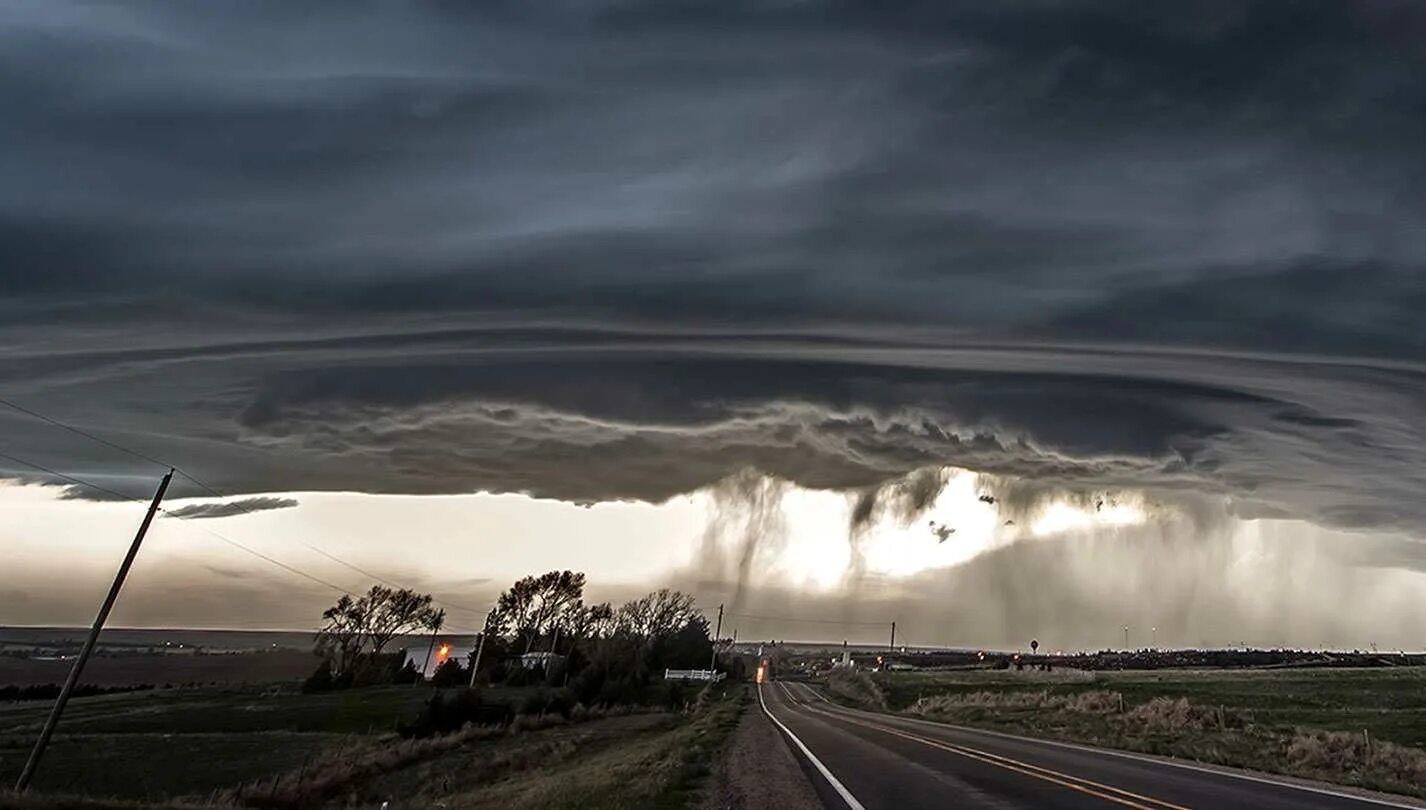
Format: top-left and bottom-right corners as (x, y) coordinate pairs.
(700, 693), (823, 810)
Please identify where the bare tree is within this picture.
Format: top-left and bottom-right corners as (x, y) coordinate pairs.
(314, 585), (444, 677)
(315, 594), (368, 676)
(616, 588), (701, 641)
(566, 600), (615, 641)
(364, 586), (445, 658)
(492, 570), (586, 652)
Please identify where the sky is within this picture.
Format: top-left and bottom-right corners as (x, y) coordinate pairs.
(2, 1), (1426, 648)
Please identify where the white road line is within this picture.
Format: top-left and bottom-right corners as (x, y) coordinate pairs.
(827, 702), (1424, 810)
(759, 682), (867, 810)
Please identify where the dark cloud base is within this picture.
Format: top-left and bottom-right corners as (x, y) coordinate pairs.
(2, 2), (1425, 542)
(3, 327), (1425, 537)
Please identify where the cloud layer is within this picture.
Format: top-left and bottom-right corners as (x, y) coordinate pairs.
(3, 1), (1425, 540)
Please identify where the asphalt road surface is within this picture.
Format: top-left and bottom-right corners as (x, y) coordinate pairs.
(760, 680), (1420, 810)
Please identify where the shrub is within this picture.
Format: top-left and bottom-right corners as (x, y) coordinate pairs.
(1287, 729), (1426, 790)
(1125, 697), (1235, 731)
(399, 688), (512, 738)
(825, 668), (888, 710)
(301, 662), (336, 694)
(392, 660), (422, 685)
(1063, 690), (1123, 714)
(430, 658), (466, 688)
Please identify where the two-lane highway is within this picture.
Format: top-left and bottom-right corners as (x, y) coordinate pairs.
(760, 680), (1420, 810)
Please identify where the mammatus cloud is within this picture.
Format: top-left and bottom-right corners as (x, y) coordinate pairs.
(1, 1), (1424, 549)
(164, 497), (299, 520)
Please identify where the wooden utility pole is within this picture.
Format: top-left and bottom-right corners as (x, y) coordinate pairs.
(15, 470), (172, 792)
(709, 603), (724, 671)
(889, 621), (896, 652)
(468, 610), (493, 688)
(418, 624), (441, 686)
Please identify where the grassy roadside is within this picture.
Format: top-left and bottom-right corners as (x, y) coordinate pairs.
(820, 667), (1426, 800)
(424, 682), (748, 810)
(235, 681), (749, 809)
(0, 681), (752, 804)
(0, 682), (746, 808)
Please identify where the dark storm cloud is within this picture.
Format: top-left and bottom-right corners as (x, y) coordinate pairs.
(3, 2), (1426, 537)
(165, 497), (299, 520)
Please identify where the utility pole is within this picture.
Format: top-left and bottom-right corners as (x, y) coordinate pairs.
(468, 610), (494, 688)
(889, 621), (896, 652)
(709, 603), (724, 671)
(418, 623), (441, 686)
(1123, 625), (1130, 650)
(15, 470), (171, 793)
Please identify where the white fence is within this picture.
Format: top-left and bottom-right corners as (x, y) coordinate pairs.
(663, 668), (725, 682)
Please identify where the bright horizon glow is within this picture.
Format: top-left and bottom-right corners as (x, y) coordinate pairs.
(719, 470), (1152, 587)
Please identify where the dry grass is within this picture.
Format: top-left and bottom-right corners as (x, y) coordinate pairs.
(1062, 690), (1122, 714)
(1125, 696), (1246, 732)
(221, 707), (627, 807)
(908, 689), (1123, 715)
(1286, 730), (1426, 797)
(899, 683), (1426, 800)
(824, 669), (887, 711)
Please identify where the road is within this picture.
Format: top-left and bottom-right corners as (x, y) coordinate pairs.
(760, 680), (1420, 810)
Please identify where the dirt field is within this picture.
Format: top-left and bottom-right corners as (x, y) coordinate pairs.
(0, 650), (317, 688)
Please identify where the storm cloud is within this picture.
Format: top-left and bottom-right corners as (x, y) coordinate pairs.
(3, 1), (1425, 540)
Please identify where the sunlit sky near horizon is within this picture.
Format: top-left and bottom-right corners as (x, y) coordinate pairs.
(7, 469), (1426, 650)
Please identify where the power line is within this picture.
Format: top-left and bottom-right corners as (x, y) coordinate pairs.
(0, 448), (353, 596)
(0, 450), (143, 503)
(0, 397), (489, 617)
(174, 467), (487, 614)
(709, 607), (891, 627)
(0, 398), (172, 472)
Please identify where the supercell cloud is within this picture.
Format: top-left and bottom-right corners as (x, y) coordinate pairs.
(3, 2), (1426, 540)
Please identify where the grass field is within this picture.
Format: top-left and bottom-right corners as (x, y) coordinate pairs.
(875, 667), (1426, 748)
(0, 650), (316, 688)
(847, 666), (1426, 799)
(316, 686), (746, 809)
(0, 682), (745, 808)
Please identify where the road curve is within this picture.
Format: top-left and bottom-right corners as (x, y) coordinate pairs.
(760, 680), (1421, 810)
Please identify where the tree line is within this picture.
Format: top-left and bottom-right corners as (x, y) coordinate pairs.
(307, 572), (718, 706)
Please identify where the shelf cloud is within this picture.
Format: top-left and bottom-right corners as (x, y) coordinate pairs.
(3, 0), (1424, 544)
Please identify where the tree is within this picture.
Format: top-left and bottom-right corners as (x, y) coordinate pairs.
(365, 586), (444, 658)
(492, 570), (586, 652)
(429, 657), (466, 688)
(615, 589), (701, 641)
(315, 585), (445, 679)
(315, 593), (368, 677)
(565, 601), (615, 643)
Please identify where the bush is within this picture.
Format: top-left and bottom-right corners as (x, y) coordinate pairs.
(392, 660), (422, 685)
(301, 662), (336, 694)
(1125, 697), (1236, 731)
(825, 667), (887, 711)
(1287, 729), (1426, 787)
(505, 664), (538, 687)
(430, 658), (467, 688)
(399, 688), (512, 738)
(515, 688), (577, 717)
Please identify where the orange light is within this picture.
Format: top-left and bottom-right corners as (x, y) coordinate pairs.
(437, 643), (451, 660)
(756, 663), (767, 684)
